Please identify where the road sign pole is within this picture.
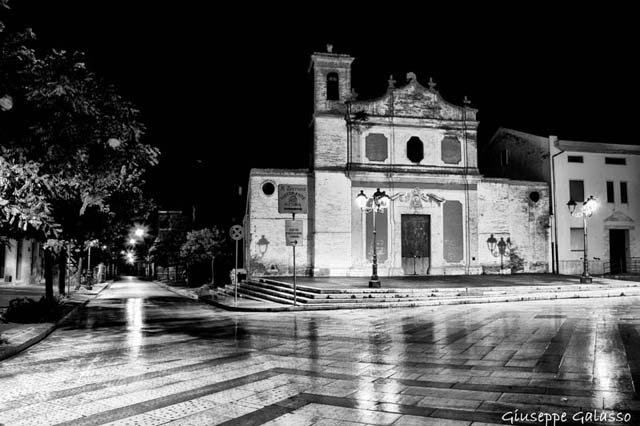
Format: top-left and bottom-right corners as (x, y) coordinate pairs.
(228, 224), (244, 305)
(292, 213), (297, 306)
(234, 239), (238, 304)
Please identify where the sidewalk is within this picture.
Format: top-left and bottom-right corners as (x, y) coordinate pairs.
(0, 281), (111, 361)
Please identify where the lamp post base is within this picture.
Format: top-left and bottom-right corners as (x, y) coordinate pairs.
(369, 279), (381, 288)
(579, 276), (592, 284)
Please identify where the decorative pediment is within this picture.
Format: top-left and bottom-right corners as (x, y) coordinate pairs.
(351, 74), (477, 121)
(391, 188), (444, 209)
(604, 211), (634, 223)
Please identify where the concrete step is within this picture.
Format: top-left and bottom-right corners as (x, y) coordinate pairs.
(210, 286), (640, 311)
(236, 278), (640, 308)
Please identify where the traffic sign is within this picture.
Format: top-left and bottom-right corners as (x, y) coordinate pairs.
(278, 185), (308, 214)
(285, 219), (303, 246)
(229, 225), (244, 241)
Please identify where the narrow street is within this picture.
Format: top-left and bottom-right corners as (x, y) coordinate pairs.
(1, 277), (640, 425)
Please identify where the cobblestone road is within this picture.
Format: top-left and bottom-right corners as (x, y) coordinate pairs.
(1, 277), (640, 425)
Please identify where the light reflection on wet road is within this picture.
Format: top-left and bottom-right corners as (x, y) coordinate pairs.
(1, 276), (640, 425)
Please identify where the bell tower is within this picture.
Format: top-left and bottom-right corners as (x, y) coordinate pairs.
(310, 44), (354, 114)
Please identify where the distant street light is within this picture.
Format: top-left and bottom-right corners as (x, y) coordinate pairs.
(356, 188), (390, 288)
(134, 228), (145, 238)
(129, 238), (137, 245)
(567, 195), (598, 283)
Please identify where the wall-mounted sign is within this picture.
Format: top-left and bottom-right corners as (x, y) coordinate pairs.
(278, 184), (308, 214)
(285, 219), (303, 246)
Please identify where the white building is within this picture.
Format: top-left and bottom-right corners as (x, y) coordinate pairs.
(244, 48), (551, 278)
(482, 128), (640, 275)
(0, 238), (43, 284)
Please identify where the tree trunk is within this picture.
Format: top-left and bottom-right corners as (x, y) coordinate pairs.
(58, 249), (67, 295)
(211, 257), (215, 287)
(44, 248), (54, 299)
(77, 255), (83, 287)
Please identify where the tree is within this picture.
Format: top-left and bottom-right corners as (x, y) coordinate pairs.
(180, 228), (225, 286)
(1, 4), (159, 297)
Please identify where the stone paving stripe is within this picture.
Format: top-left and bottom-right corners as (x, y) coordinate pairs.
(9, 336), (203, 367)
(534, 319), (577, 373)
(618, 323), (640, 397)
(376, 374), (630, 400)
(218, 405), (292, 426)
(0, 352), (253, 411)
(430, 407), (505, 424)
(274, 367), (360, 381)
(53, 370), (279, 426)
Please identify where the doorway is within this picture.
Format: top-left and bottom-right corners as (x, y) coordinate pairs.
(401, 214), (430, 275)
(609, 229), (628, 274)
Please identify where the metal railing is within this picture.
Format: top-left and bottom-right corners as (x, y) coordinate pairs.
(603, 257), (640, 275)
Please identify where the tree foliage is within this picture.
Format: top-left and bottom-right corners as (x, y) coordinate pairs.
(1, 3), (160, 296)
(180, 228), (226, 265)
(0, 5), (159, 247)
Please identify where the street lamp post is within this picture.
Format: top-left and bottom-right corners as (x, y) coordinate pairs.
(567, 195), (597, 284)
(356, 188), (390, 288)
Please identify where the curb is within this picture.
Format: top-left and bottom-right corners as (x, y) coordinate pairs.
(152, 281), (199, 300)
(0, 281), (113, 362)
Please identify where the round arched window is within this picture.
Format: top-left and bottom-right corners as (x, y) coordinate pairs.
(529, 191), (540, 203)
(262, 181), (275, 196)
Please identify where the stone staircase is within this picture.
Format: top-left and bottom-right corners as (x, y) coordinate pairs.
(217, 277), (640, 310)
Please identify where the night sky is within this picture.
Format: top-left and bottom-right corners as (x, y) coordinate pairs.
(5, 3), (638, 227)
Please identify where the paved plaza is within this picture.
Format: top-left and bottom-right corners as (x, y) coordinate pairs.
(1, 277), (640, 425)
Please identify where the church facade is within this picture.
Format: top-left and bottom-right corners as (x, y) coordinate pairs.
(244, 48), (550, 277)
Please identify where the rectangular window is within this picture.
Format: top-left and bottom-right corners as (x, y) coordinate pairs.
(605, 157), (626, 165)
(621, 182), (628, 204)
(570, 228), (584, 251)
(500, 149), (509, 167)
(607, 181), (615, 203)
(569, 180), (584, 203)
(568, 155), (583, 163)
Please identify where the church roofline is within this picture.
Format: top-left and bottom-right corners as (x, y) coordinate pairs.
(351, 75), (478, 114)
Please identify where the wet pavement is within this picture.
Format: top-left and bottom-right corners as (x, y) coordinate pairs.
(1, 277), (640, 425)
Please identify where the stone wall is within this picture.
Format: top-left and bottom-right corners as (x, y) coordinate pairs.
(312, 171), (352, 275)
(314, 116), (348, 169)
(246, 170), (311, 276)
(478, 180), (550, 273)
